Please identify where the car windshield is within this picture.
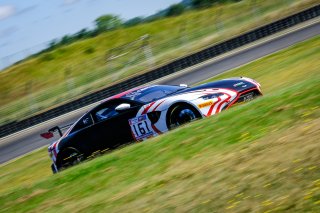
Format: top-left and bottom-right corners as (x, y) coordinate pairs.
(122, 85), (185, 103)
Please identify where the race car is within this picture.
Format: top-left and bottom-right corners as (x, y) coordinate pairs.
(42, 77), (262, 173)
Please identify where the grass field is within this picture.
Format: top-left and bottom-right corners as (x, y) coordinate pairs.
(0, 0), (318, 125)
(1, 35), (319, 212)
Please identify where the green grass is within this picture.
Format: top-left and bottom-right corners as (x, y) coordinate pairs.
(199, 35), (320, 92)
(1, 35), (320, 212)
(0, 0), (318, 124)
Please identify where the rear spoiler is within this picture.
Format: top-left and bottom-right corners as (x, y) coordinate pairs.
(40, 123), (73, 139)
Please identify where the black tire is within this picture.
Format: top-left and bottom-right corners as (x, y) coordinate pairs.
(167, 104), (201, 129)
(57, 148), (84, 171)
(51, 164), (58, 174)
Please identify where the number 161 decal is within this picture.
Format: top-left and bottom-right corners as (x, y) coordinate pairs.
(129, 115), (155, 141)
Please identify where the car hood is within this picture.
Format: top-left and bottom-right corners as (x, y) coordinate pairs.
(177, 77), (258, 94)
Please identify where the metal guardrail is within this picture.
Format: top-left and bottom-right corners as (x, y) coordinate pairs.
(0, 5), (319, 138)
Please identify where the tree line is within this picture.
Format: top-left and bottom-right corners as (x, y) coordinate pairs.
(46, 0), (242, 51)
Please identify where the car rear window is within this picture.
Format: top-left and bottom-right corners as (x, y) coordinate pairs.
(70, 114), (93, 133)
(123, 85), (184, 103)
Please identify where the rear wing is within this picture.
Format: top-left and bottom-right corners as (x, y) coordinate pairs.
(40, 123), (73, 139)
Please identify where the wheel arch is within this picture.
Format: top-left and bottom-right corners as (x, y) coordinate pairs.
(165, 101), (202, 129)
(56, 147), (82, 169)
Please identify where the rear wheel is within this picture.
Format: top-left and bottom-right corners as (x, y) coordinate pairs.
(57, 148), (84, 171)
(51, 164), (58, 174)
(168, 104), (200, 129)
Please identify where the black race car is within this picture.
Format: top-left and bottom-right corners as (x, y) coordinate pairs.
(42, 77), (262, 173)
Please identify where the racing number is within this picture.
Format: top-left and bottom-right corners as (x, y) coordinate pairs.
(129, 115), (155, 140)
(132, 121), (151, 136)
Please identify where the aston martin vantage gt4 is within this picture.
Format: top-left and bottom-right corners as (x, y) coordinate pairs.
(43, 77), (262, 173)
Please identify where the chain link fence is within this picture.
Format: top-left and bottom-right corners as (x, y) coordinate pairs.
(0, 2), (319, 138)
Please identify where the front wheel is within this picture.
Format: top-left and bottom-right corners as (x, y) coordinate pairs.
(168, 104), (200, 129)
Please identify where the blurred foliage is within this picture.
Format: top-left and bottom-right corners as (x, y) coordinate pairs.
(94, 14), (123, 33)
(124, 17), (145, 27)
(166, 3), (186, 17)
(84, 46), (95, 55)
(191, 0), (242, 9)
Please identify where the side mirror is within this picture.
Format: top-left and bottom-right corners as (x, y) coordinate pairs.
(115, 103), (131, 112)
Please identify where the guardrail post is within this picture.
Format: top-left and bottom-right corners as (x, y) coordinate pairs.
(26, 81), (38, 114)
(105, 50), (114, 75)
(251, 0), (261, 20)
(65, 67), (74, 97)
(215, 6), (224, 34)
(141, 34), (155, 69)
(179, 23), (188, 46)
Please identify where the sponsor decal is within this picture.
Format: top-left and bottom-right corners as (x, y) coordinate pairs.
(233, 82), (245, 87)
(198, 100), (214, 108)
(129, 114), (147, 125)
(242, 92), (254, 102)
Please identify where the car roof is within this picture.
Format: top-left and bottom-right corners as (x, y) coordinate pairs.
(100, 85), (147, 103)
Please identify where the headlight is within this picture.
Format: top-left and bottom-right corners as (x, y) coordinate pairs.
(200, 93), (223, 100)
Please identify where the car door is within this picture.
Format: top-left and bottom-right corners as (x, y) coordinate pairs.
(61, 113), (98, 155)
(90, 99), (142, 149)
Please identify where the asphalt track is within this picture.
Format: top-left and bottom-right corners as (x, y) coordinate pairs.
(1, 20), (319, 165)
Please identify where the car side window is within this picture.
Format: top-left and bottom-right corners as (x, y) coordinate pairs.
(70, 114), (93, 133)
(95, 106), (118, 122)
(93, 101), (129, 122)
